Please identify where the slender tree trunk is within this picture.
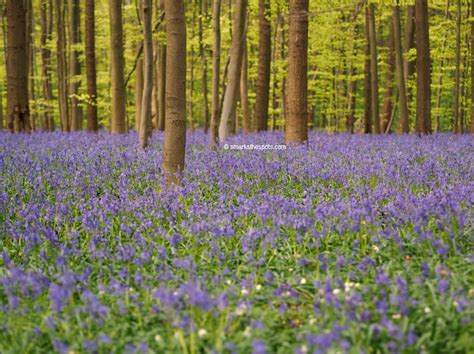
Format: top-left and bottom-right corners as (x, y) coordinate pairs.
(381, 20), (395, 133)
(157, 0), (166, 131)
(271, 12), (280, 131)
(210, 0), (221, 145)
(454, 0), (461, 133)
(471, 0), (474, 133)
(139, 0), (153, 148)
(368, 3), (380, 133)
(218, 0), (247, 141)
(364, 4), (372, 134)
(0, 85), (3, 129)
(393, 3), (409, 134)
(135, 57), (143, 131)
(241, 38), (251, 133)
(85, 0), (98, 132)
(279, 12), (286, 131)
(346, 6), (360, 134)
(41, 0), (54, 131)
(415, 0), (432, 134)
(254, 0), (271, 132)
(69, 0), (82, 131)
(199, 0), (210, 133)
(110, 0), (127, 133)
(6, 0), (30, 133)
(163, 0), (186, 185)
(285, 0), (309, 144)
(404, 5), (416, 88)
(27, 0), (36, 131)
(56, 0), (69, 131)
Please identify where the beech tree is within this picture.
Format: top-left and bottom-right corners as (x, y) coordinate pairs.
(85, 0), (98, 132)
(162, 0), (186, 185)
(285, 0), (309, 144)
(210, 0), (221, 145)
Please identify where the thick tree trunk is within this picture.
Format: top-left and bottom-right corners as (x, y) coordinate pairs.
(56, 0), (69, 131)
(368, 3), (380, 133)
(199, 0), (210, 133)
(415, 0), (432, 134)
(85, 0), (98, 132)
(110, 0), (127, 133)
(139, 0), (153, 148)
(27, 0), (36, 131)
(454, 0), (461, 133)
(254, 0), (271, 132)
(6, 0), (30, 133)
(393, 3), (409, 134)
(135, 57), (143, 131)
(69, 0), (82, 131)
(210, 0), (221, 145)
(41, 0), (54, 131)
(285, 0), (309, 144)
(271, 12), (280, 131)
(241, 39), (251, 133)
(363, 5), (372, 134)
(381, 20), (395, 134)
(157, 0), (166, 132)
(218, 0), (247, 141)
(162, 0), (186, 185)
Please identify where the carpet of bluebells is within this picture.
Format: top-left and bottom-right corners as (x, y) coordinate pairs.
(0, 131), (473, 354)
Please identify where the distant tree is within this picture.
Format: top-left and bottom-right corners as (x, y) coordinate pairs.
(210, 0), (221, 145)
(363, 4), (372, 134)
(56, 0), (69, 131)
(471, 0), (474, 133)
(199, 0), (210, 133)
(381, 20), (395, 134)
(241, 37), (251, 133)
(157, 0), (166, 132)
(254, 0), (271, 132)
(368, 3), (380, 134)
(219, 0), (247, 141)
(110, 0), (127, 134)
(41, 0), (54, 131)
(162, 0), (186, 185)
(454, 0), (462, 133)
(415, 0), (432, 134)
(6, 0), (30, 133)
(85, 0), (98, 132)
(69, 0), (82, 131)
(139, 0), (154, 148)
(285, 0), (309, 144)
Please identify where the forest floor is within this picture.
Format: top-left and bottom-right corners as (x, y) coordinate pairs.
(0, 132), (473, 353)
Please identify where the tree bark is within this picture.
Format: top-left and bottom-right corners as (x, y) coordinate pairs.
(363, 4), (372, 134)
(40, 0), (54, 131)
(6, 0), (30, 133)
(135, 57), (143, 131)
(199, 0), (210, 133)
(218, 0), (247, 141)
(368, 3), (380, 133)
(381, 20), (395, 134)
(162, 0), (186, 185)
(254, 0), (271, 132)
(241, 38), (251, 133)
(471, 0), (474, 133)
(110, 0), (127, 133)
(69, 0), (82, 131)
(85, 0), (98, 132)
(210, 0), (221, 145)
(157, 0), (166, 131)
(453, 0), (461, 133)
(56, 0), (69, 131)
(415, 0), (432, 134)
(404, 5), (416, 89)
(139, 0), (153, 148)
(27, 0), (36, 131)
(393, 3), (409, 134)
(285, 0), (309, 144)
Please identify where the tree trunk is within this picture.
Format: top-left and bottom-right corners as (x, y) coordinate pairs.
(218, 0), (247, 141)
(157, 0), (166, 131)
(210, 0), (221, 145)
(241, 38), (251, 133)
(110, 0), (127, 133)
(0, 85), (3, 129)
(393, 3), (409, 134)
(56, 0), (69, 131)
(40, 0), (54, 131)
(199, 0), (210, 133)
(27, 0), (36, 131)
(85, 0), (98, 132)
(471, 0), (474, 133)
(139, 0), (153, 148)
(253, 0), (271, 132)
(381, 21), (395, 133)
(285, 0), (309, 144)
(415, 0), (432, 134)
(404, 5), (416, 89)
(453, 0), (461, 133)
(6, 0), (30, 133)
(162, 0), (186, 185)
(368, 3), (380, 133)
(271, 12), (280, 131)
(135, 57), (143, 131)
(363, 4), (372, 134)
(69, 0), (82, 131)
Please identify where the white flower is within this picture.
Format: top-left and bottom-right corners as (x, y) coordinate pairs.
(300, 345), (308, 353)
(154, 334), (162, 343)
(241, 288), (249, 296)
(198, 329), (207, 337)
(226, 279), (232, 285)
(300, 278), (307, 285)
(424, 307), (431, 314)
(332, 288), (341, 295)
(236, 303), (247, 316)
(255, 284), (262, 291)
(243, 326), (251, 337)
(392, 313), (401, 319)
(372, 245), (380, 252)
